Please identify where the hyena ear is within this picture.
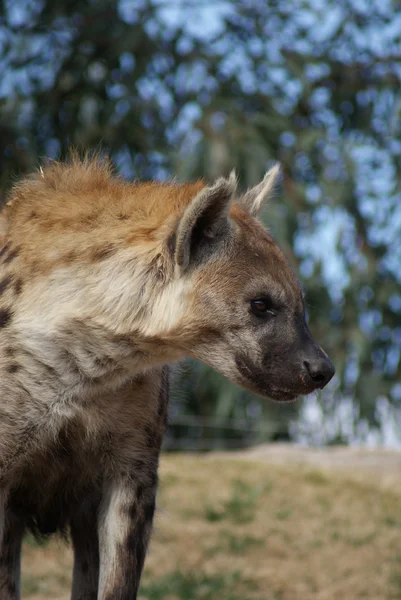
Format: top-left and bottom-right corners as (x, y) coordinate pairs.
(237, 163), (281, 217)
(175, 171), (237, 270)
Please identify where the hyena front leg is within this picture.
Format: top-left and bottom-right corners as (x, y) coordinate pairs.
(97, 367), (169, 600)
(70, 505), (100, 600)
(98, 468), (158, 600)
(0, 509), (24, 600)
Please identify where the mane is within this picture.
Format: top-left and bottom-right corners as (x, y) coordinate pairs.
(6, 153), (123, 206)
(2, 154), (206, 242)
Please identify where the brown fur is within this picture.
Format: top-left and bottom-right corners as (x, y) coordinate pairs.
(0, 156), (334, 599)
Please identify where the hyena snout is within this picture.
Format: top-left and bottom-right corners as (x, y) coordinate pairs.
(260, 340), (335, 402)
(236, 330), (335, 403)
(273, 332), (335, 398)
(299, 344), (335, 390)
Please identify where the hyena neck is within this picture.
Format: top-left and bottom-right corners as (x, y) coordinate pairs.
(0, 187), (189, 404)
(0, 234), (188, 404)
(0, 313), (179, 407)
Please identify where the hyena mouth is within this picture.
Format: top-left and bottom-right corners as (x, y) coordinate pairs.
(267, 388), (300, 403)
(257, 385), (299, 403)
(235, 355), (300, 402)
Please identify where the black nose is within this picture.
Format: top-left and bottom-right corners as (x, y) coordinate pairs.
(304, 357), (335, 388)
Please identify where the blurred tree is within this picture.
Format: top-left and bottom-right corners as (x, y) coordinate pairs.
(1, 0), (400, 445)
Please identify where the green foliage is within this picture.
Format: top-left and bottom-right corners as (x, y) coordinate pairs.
(275, 508), (293, 521)
(210, 531), (264, 556)
(303, 470), (329, 486)
(204, 479), (270, 524)
(139, 570), (260, 600)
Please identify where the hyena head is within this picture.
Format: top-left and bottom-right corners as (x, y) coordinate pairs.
(164, 165), (335, 402)
(4, 158), (334, 402)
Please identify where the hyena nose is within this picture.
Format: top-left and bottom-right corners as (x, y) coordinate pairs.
(303, 356), (335, 389)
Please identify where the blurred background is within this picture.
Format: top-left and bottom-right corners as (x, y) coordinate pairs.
(1, 0), (401, 453)
(3, 2), (401, 599)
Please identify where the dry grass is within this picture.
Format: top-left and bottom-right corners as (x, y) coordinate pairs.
(21, 452), (401, 599)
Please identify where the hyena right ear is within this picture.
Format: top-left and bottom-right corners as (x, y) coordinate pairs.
(174, 172), (237, 271)
(237, 163), (281, 217)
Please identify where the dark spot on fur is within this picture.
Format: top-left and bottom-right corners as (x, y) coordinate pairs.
(0, 244), (9, 258)
(94, 355), (117, 371)
(4, 247), (19, 264)
(125, 521), (149, 577)
(118, 213), (130, 220)
(91, 244), (117, 261)
(131, 461), (159, 490)
(30, 211), (38, 219)
(167, 232), (176, 257)
(41, 361), (60, 379)
(53, 426), (74, 460)
(103, 592), (128, 600)
(3, 529), (12, 547)
(82, 213), (97, 224)
(126, 529), (137, 555)
(133, 372), (146, 385)
(136, 485), (144, 505)
(157, 400), (164, 418)
(144, 500), (155, 523)
(63, 250), (77, 263)
(135, 478), (158, 509)
(0, 308), (12, 327)
(14, 279), (23, 295)
(7, 581), (16, 596)
(131, 458), (147, 476)
(0, 275), (13, 295)
(30, 260), (39, 272)
(7, 363), (20, 373)
(81, 559), (89, 575)
(158, 366), (170, 429)
(5, 347), (14, 356)
(128, 502), (137, 521)
(134, 521), (147, 572)
(148, 470), (158, 488)
(144, 424), (156, 448)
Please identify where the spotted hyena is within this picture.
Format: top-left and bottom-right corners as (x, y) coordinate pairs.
(0, 157), (334, 599)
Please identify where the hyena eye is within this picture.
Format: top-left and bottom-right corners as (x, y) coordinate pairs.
(250, 298), (276, 318)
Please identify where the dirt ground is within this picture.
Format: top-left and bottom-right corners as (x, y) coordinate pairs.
(21, 445), (401, 600)
(226, 443), (401, 486)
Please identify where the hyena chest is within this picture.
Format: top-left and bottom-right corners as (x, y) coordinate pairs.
(9, 418), (107, 536)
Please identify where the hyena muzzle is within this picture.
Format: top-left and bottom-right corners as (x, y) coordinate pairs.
(0, 157), (334, 599)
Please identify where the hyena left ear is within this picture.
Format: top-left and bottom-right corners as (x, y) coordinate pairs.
(175, 171), (237, 270)
(237, 163), (281, 217)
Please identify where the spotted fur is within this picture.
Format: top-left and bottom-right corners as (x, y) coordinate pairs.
(0, 156), (334, 598)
